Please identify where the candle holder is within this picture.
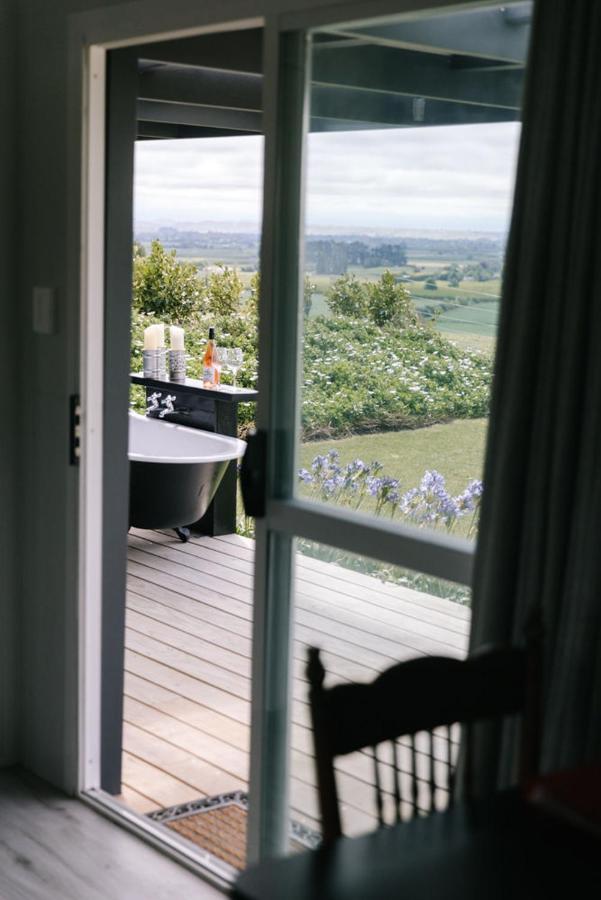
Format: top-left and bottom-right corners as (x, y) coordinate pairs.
(169, 349), (187, 383)
(143, 348), (167, 380)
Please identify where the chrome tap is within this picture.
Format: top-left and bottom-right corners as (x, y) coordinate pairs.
(146, 391), (162, 414)
(158, 394), (177, 418)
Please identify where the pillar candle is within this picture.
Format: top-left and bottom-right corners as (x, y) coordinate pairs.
(144, 325), (157, 350)
(155, 323), (165, 348)
(170, 325), (184, 351)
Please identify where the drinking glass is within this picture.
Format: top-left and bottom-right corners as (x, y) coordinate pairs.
(228, 348), (244, 388)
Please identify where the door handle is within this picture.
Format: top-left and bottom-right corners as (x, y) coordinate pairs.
(240, 428), (267, 518)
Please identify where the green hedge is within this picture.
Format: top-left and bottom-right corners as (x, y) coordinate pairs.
(301, 318), (491, 438)
(130, 243), (493, 439)
(131, 308), (492, 439)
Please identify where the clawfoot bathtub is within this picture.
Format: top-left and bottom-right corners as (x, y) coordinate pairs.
(128, 411), (246, 539)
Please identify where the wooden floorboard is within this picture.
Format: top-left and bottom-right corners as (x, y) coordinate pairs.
(122, 530), (470, 841)
(0, 770), (224, 899)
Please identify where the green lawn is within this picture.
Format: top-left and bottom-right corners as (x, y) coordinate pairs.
(410, 278), (500, 303)
(435, 300), (499, 338)
(299, 418), (488, 498)
(444, 331), (496, 354)
(237, 418), (488, 566)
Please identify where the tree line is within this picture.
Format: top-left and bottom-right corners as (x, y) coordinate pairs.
(306, 240), (408, 275)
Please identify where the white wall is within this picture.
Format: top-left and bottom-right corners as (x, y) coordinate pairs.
(14, 0), (132, 789)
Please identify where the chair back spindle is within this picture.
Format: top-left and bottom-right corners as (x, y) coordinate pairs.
(307, 640), (540, 842)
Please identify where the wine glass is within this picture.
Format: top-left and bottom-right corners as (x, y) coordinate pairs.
(228, 348), (244, 389)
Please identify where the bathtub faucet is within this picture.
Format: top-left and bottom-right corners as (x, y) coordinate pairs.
(158, 395), (177, 418)
(146, 392), (162, 414)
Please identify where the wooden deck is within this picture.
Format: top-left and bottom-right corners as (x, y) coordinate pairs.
(121, 528), (470, 839)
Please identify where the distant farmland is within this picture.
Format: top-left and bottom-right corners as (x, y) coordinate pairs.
(435, 300), (499, 338)
(311, 278), (500, 341)
(154, 235), (502, 344)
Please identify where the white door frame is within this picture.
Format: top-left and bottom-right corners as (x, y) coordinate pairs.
(71, 0), (510, 876)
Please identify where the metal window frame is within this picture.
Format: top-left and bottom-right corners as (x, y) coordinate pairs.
(268, 499), (474, 585)
(247, 23), (311, 863)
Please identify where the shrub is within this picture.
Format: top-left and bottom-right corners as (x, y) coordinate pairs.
(327, 274), (369, 318)
(130, 243), (493, 441)
(205, 266), (244, 316)
(367, 270), (419, 327)
(304, 276), (316, 318)
(133, 240), (203, 319)
(130, 305), (259, 431)
(301, 317), (492, 438)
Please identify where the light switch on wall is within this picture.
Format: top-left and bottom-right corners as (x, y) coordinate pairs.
(32, 286), (57, 335)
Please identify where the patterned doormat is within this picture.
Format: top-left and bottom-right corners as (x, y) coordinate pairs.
(148, 791), (321, 871)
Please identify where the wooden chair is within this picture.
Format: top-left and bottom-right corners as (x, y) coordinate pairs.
(307, 637), (541, 842)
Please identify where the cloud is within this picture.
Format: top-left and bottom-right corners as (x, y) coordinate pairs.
(134, 121), (521, 233)
(134, 136), (265, 226)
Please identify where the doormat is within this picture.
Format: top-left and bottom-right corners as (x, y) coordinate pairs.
(147, 791), (322, 871)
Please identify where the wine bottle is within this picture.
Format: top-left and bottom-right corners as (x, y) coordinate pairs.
(202, 327), (219, 387)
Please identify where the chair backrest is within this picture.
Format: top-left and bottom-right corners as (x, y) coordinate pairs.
(307, 639), (541, 841)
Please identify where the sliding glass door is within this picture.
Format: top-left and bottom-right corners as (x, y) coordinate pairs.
(249, 0), (529, 860)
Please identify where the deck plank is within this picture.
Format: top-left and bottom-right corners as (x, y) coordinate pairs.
(122, 531), (470, 846)
(128, 579), (400, 671)
(174, 529), (470, 621)
(129, 531), (469, 641)
(128, 540), (468, 655)
(121, 753), (200, 809)
(117, 783), (159, 814)
(127, 595), (400, 685)
(129, 556), (464, 660)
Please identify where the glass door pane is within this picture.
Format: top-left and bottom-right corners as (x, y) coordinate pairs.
(284, 1), (531, 849)
(290, 540), (469, 842)
(248, 1), (532, 861)
(296, 4), (530, 544)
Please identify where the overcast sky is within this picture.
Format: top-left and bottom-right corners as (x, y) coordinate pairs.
(134, 121), (521, 235)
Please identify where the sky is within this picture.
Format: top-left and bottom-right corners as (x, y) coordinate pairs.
(134, 121), (521, 236)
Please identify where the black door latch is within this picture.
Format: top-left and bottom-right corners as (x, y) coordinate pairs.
(70, 394), (81, 465)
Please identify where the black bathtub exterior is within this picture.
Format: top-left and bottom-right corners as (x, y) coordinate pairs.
(129, 458), (229, 529)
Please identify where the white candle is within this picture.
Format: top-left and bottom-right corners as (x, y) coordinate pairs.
(155, 323), (165, 348)
(170, 325), (184, 351)
(144, 325), (157, 350)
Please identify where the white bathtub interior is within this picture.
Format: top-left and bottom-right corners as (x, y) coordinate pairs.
(128, 411), (246, 464)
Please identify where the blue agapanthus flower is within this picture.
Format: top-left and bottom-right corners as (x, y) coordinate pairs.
(454, 480), (483, 513)
(299, 455), (482, 534)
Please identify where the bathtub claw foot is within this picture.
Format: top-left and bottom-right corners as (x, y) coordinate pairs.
(174, 526), (191, 543)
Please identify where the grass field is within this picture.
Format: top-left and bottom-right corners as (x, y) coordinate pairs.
(309, 279), (500, 320)
(435, 300), (499, 337)
(444, 331), (496, 354)
(409, 278), (500, 301)
(299, 418), (488, 500)
(236, 419), (488, 545)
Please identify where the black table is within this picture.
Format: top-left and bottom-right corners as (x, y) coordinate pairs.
(131, 372), (257, 536)
(233, 791), (601, 899)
